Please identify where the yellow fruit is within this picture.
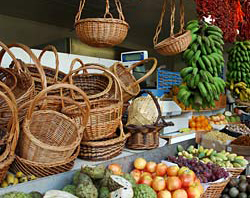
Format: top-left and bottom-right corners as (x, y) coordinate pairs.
(1, 180), (8, 188)
(19, 176), (28, 183)
(16, 172), (24, 178)
(28, 175), (37, 180)
(13, 178), (19, 185)
(6, 174), (14, 185)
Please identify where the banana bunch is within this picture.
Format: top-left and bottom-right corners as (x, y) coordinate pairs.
(227, 41), (250, 86)
(229, 81), (250, 102)
(178, 20), (226, 110)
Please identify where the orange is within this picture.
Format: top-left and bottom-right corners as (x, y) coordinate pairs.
(208, 125), (212, 130)
(189, 121), (196, 128)
(200, 115), (206, 121)
(196, 122), (201, 128)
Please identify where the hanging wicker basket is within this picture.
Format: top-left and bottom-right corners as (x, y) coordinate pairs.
(125, 91), (174, 150)
(109, 57), (158, 102)
(18, 83), (90, 163)
(62, 64), (123, 141)
(153, 0), (192, 55)
(74, 0), (129, 47)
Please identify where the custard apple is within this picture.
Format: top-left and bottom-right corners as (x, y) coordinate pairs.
(108, 175), (132, 192)
(110, 187), (133, 198)
(133, 184), (157, 198)
(76, 183), (98, 198)
(81, 165), (105, 180)
(62, 185), (76, 195)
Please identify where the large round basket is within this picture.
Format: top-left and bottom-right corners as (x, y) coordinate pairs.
(63, 59), (114, 100)
(10, 146), (79, 178)
(201, 176), (230, 198)
(75, 0), (128, 47)
(26, 45), (66, 94)
(63, 64), (123, 141)
(0, 68), (17, 92)
(109, 57), (157, 102)
(125, 91), (174, 150)
(80, 123), (130, 161)
(225, 167), (245, 179)
(18, 84), (90, 163)
(153, 0), (192, 55)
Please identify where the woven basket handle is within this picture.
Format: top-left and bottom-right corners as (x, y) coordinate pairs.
(69, 64), (123, 103)
(118, 121), (130, 138)
(0, 41), (23, 72)
(67, 58), (88, 77)
(0, 43), (47, 90)
(38, 45), (60, 83)
(127, 57), (158, 86)
(26, 83), (91, 126)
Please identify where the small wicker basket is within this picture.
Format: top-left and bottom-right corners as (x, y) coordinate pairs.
(79, 123), (130, 161)
(109, 57), (158, 102)
(125, 91), (174, 150)
(225, 167), (245, 179)
(153, 0), (192, 55)
(75, 0), (129, 47)
(18, 83), (90, 163)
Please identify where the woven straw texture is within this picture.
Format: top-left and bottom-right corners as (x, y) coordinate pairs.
(18, 83), (90, 163)
(225, 167), (245, 179)
(109, 57), (158, 102)
(153, 0), (192, 55)
(75, 0), (128, 47)
(0, 68), (17, 92)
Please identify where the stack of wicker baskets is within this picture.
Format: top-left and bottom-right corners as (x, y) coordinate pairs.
(63, 62), (130, 161)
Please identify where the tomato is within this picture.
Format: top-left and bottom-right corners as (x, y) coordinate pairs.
(145, 161), (157, 173)
(130, 169), (141, 183)
(179, 170), (195, 188)
(108, 164), (122, 175)
(155, 163), (168, 176)
(134, 158), (147, 170)
(139, 175), (153, 186)
(172, 189), (188, 198)
(158, 190), (172, 198)
(152, 176), (166, 192)
(166, 166), (179, 177)
(166, 176), (182, 191)
(186, 186), (201, 198)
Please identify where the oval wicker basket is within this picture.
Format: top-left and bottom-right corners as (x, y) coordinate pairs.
(63, 64), (123, 141)
(10, 146), (79, 178)
(18, 83), (90, 163)
(75, 0), (129, 47)
(109, 57), (158, 102)
(153, 0), (192, 55)
(80, 122), (130, 161)
(225, 167), (245, 179)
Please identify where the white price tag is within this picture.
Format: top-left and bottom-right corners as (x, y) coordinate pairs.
(227, 146), (232, 152)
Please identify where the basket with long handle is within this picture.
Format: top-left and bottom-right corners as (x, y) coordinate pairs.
(62, 64), (123, 141)
(18, 83), (90, 163)
(153, 0), (192, 55)
(75, 0), (129, 47)
(109, 57), (158, 102)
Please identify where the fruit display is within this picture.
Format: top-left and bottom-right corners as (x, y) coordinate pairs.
(176, 145), (248, 169)
(221, 175), (250, 198)
(0, 172), (37, 188)
(229, 81), (250, 102)
(227, 41), (250, 86)
(209, 114), (228, 125)
(189, 115), (212, 131)
(203, 131), (236, 144)
(0, 191), (43, 198)
(178, 20), (226, 110)
(231, 135), (250, 146)
(170, 85), (193, 110)
(225, 124), (250, 135)
(130, 157), (204, 198)
(224, 111), (241, 123)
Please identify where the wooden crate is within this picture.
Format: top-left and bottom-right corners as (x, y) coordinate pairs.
(226, 144), (250, 157)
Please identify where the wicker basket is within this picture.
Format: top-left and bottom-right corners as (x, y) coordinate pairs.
(109, 57), (157, 102)
(153, 0), (192, 55)
(79, 122), (130, 161)
(201, 176), (230, 198)
(225, 167), (245, 179)
(75, 0), (128, 47)
(10, 146), (79, 178)
(26, 45), (66, 94)
(63, 58), (114, 100)
(18, 83), (90, 163)
(125, 91), (174, 149)
(0, 68), (17, 92)
(63, 65), (123, 141)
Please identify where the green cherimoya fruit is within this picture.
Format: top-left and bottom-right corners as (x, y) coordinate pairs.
(29, 191), (43, 198)
(110, 187), (134, 198)
(0, 192), (32, 198)
(81, 165), (105, 180)
(73, 171), (93, 186)
(108, 175), (132, 192)
(98, 187), (110, 198)
(76, 183), (98, 198)
(133, 184), (157, 198)
(62, 185), (77, 195)
(121, 173), (137, 188)
(94, 169), (113, 189)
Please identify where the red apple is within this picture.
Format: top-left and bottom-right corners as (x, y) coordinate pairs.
(108, 164), (122, 175)
(172, 189), (188, 198)
(167, 166), (179, 176)
(139, 175), (153, 186)
(179, 170), (195, 188)
(134, 158), (147, 170)
(158, 190), (172, 198)
(177, 166), (189, 176)
(152, 176), (166, 192)
(130, 169), (141, 183)
(166, 176), (182, 191)
(186, 186), (201, 198)
(156, 163), (168, 176)
(145, 161), (157, 173)
(141, 171), (152, 178)
(152, 172), (157, 179)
